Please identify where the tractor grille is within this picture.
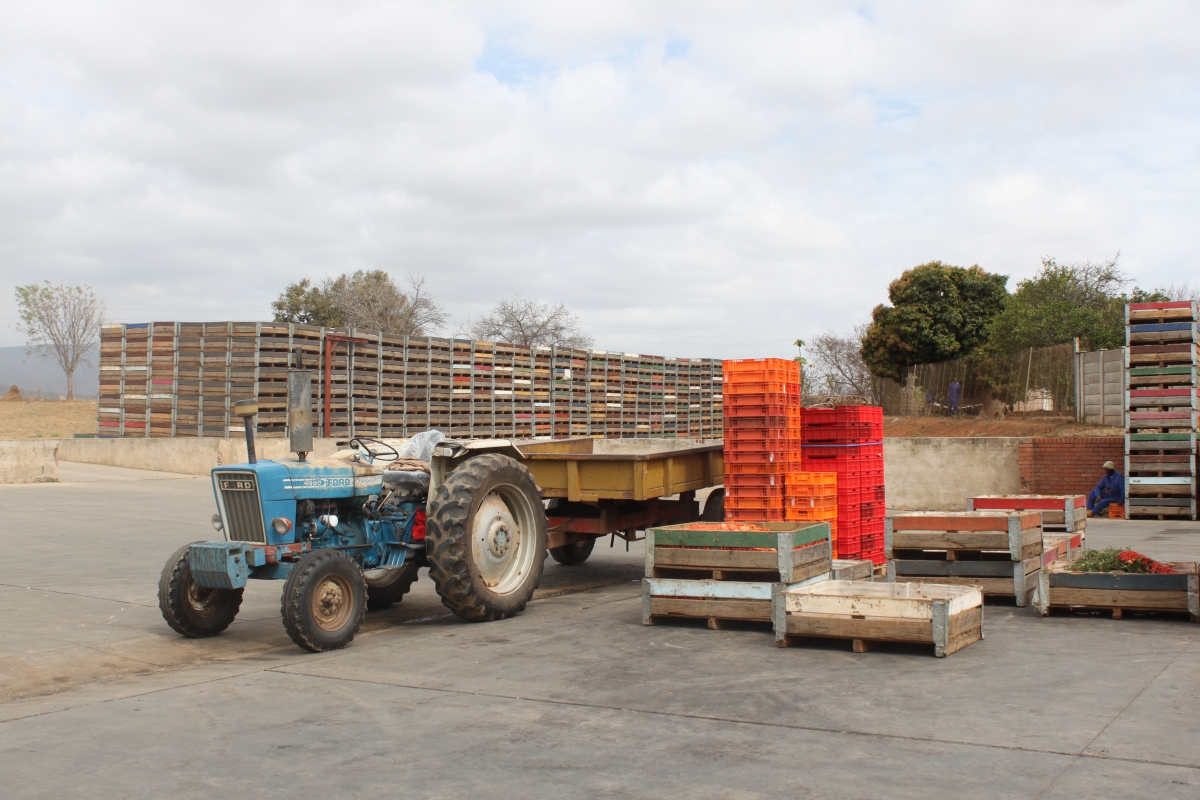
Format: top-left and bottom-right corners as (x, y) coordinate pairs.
(216, 471), (267, 544)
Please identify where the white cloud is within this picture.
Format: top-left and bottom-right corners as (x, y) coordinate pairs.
(1, 0), (1197, 357)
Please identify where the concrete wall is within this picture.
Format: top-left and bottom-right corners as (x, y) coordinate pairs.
(884, 437), (1023, 511)
(55, 437), (341, 475)
(0, 440), (60, 483)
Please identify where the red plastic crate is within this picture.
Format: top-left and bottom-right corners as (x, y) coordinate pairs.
(838, 501), (885, 521)
(835, 471), (885, 490)
(801, 451), (884, 473)
(801, 422), (882, 443)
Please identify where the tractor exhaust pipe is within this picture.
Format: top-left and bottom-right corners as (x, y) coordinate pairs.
(233, 400), (258, 465)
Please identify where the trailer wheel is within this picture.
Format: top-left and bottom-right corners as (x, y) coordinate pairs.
(549, 537), (596, 566)
(702, 488), (725, 522)
(365, 563), (421, 611)
(281, 549), (367, 652)
(158, 542), (243, 638)
(427, 453), (547, 622)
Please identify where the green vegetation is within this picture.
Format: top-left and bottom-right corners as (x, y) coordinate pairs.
(861, 262), (1009, 380)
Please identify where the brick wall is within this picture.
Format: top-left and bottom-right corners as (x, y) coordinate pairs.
(1018, 437), (1125, 494)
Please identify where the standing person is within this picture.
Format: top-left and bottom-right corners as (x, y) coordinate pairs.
(1086, 460), (1124, 518)
(947, 381), (962, 416)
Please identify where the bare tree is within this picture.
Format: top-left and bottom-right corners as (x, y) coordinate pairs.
(15, 282), (105, 400)
(1155, 281), (1200, 303)
(804, 324), (875, 404)
(321, 271), (447, 335)
(470, 295), (593, 349)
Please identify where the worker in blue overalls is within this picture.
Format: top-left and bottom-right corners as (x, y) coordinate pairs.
(1086, 460), (1124, 518)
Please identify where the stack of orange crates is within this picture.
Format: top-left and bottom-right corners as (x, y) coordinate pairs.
(783, 471), (839, 553)
(721, 358), (802, 522)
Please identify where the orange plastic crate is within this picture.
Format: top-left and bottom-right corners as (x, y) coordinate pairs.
(725, 495), (785, 510)
(785, 472), (837, 488)
(785, 495), (838, 510)
(726, 507), (787, 522)
(723, 461), (792, 475)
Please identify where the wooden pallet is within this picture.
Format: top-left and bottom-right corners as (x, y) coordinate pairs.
(1036, 562), (1199, 621)
(773, 581), (983, 657)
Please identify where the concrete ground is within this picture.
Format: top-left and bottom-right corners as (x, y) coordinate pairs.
(0, 462), (1196, 799)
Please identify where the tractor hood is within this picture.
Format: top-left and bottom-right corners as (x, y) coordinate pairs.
(212, 458), (385, 502)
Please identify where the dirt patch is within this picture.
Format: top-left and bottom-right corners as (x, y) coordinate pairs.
(0, 400), (97, 439)
(884, 416), (1123, 438)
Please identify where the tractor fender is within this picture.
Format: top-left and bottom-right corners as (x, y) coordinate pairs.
(429, 439), (526, 497)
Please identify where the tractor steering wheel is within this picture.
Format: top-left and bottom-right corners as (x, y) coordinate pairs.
(349, 437), (400, 464)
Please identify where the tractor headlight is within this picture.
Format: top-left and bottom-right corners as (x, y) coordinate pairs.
(320, 514), (339, 530)
(272, 517), (293, 535)
(211, 513), (224, 532)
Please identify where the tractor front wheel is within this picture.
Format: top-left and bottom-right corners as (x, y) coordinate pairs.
(427, 453), (547, 621)
(158, 542), (243, 638)
(281, 549), (367, 652)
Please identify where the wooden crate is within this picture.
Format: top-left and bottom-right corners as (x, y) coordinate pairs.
(831, 559), (874, 581)
(645, 521), (831, 583)
(1036, 562), (1199, 621)
(967, 494), (1086, 532)
(886, 511), (1043, 606)
(886, 511), (1043, 560)
(642, 571), (830, 628)
(773, 581), (983, 657)
(1043, 531), (1085, 563)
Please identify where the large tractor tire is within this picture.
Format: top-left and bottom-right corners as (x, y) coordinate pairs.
(702, 488), (725, 522)
(159, 541), (243, 638)
(426, 453), (547, 622)
(365, 563), (421, 611)
(549, 537), (596, 566)
(281, 549), (367, 652)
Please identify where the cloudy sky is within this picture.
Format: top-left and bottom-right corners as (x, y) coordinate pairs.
(1, 1), (1197, 358)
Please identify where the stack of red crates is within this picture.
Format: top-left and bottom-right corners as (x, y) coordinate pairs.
(721, 359), (802, 522)
(801, 406), (885, 563)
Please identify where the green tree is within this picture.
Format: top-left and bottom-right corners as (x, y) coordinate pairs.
(985, 255), (1129, 352)
(861, 262), (1009, 380)
(271, 278), (343, 326)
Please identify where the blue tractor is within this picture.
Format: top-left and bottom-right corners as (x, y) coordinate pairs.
(158, 369), (547, 652)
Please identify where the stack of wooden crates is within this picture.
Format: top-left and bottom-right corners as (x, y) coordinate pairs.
(1124, 301), (1198, 520)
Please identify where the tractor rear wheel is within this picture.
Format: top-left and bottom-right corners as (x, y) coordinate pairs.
(281, 549), (367, 652)
(426, 453), (547, 622)
(549, 537), (596, 565)
(365, 563), (421, 611)
(159, 542), (243, 638)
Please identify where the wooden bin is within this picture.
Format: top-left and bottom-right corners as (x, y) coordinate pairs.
(641, 571), (829, 628)
(885, 512), (1043, 606)
(645, 521), (831, 583)
(642, 521), (832, 627)
(967, 494), (1086, 532)
(773, 581), (983, 657)
(831, 559), (874, 581)
(1036, 562), (1199, 621)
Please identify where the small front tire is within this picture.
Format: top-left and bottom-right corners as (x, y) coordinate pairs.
(158, 541), (243, 638)
(281, 549), (367, 652)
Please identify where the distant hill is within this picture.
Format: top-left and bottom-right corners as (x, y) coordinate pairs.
(0, 345), (99, 399)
